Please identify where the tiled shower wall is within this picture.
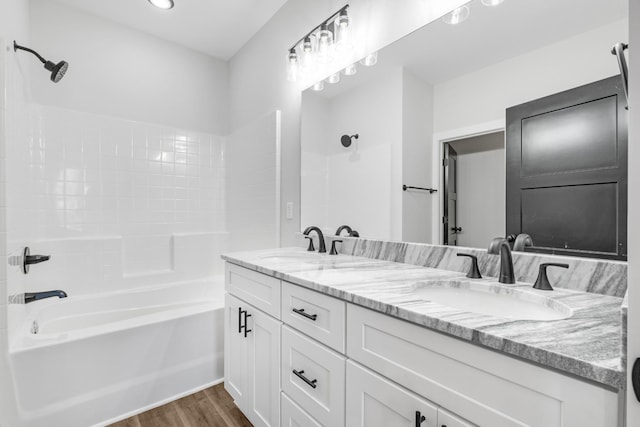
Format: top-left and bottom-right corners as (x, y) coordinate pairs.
(6, 105), (228, 337)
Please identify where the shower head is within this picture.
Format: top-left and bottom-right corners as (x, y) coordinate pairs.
(13, 41), (69, 83)
(44, 60), (69, 83)
(341, 134), (359, 148)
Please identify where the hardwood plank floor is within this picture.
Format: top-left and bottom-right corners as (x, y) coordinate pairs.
(108, 383), (252, 427)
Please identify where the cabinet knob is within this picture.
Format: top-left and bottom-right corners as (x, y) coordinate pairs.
(292, 369), (317, 389)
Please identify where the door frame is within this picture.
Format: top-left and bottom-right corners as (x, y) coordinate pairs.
(431, 119), (505, 245)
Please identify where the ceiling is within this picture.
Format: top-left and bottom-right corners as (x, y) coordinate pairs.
(50, 0), (289, 60)
(316, 0), (628, 98)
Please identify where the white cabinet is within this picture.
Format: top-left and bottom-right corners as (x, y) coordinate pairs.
(438, 408), (476, 427)
(347, 303), (619, 427)
(224, 289), (281, 426)
(281, 392), (322, 427)
(346, 360), (439, 427)
(281, 325), (346, 427)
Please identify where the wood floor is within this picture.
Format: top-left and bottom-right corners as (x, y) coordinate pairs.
(108, 383), (252, 427)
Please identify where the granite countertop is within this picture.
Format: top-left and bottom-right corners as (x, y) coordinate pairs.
(221, 247), (625, 389)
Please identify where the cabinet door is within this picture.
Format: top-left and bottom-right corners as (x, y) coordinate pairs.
(346, 360), (438, 427)
(281, 392), (322, 427)
(246, 303), (282, 427)
(438, 408), (476, 427)
(224, 293), (248, 408)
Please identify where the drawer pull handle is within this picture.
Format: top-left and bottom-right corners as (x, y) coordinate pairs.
(415, 411), (426, 426)
(238, 307), (244, 334)
(292, 369), (317, 389)
(292, 308), (318, 321)
(243, 311), (252, 337)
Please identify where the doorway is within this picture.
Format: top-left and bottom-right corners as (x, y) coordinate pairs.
(442, 131), (505, 248)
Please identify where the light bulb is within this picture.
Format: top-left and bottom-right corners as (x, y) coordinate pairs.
(287, 48), (299, 82)
(335, 9), (353, 52)
(360, 51), (378, 67)
(481, 0), (504, 6)
(312, 81), (324, 91)
(148, 0), (174, 9)
(327, 73), (340, 84)
(343, 63), (357, 76)
(301, 36), (315, 69)
(317, 23), (333, 60)
(443, 6), (470, 25)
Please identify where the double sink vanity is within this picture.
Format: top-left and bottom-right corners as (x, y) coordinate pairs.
(222, 238), (625, 427)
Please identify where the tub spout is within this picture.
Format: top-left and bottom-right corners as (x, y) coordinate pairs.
(24, 290), (68, 304)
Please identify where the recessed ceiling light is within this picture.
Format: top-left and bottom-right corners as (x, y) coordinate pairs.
(148, 0), (174, 10)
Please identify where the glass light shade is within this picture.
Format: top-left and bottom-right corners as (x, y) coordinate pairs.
(317, 24), (334, 59)
(481, 0), (504, 6)
(287, 49), (299, 82)
(335, 11), (353, 52)
(327, 73), (340, 84)
(360, 51), (378, 67)
(343, 63), (357, 76)
(443, 6), (470, 25)
(301, 36), (315, 69)
(148, 0), (174, 9)
(312, 81), (325, 91)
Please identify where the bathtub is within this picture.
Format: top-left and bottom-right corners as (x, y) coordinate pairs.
(8, 277), (225, 427)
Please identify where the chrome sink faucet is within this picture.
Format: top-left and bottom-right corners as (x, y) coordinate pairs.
(303, 226), (326, 253)
(487, 238), (516, 284)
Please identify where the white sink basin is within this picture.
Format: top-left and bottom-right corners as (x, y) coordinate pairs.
(410, 280), (572, 321)
(258, 252), (321, 263)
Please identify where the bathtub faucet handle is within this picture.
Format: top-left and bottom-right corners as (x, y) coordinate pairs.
(22, 247), (51, 274)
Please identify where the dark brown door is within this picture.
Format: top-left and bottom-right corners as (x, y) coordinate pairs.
(506, 75), (627, 260)
(443, 144), (459, 245)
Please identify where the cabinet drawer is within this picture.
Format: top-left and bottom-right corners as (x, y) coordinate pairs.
(281, 325), (345, 427)
(347, 304), (618, 427)
(438, 408), (476, 427)
(346, 360), (438, 427)
(281, 392), (322, 427)
(281, 281), (346, 352)
(226, 263), (281, 319)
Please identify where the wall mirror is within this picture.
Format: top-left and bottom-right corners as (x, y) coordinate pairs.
(300, 0), (628, 259)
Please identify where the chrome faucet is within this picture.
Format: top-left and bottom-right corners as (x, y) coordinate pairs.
(303, 226), (326, 253)
(24, 290), (68, 304)
(487, 238), (516, 284)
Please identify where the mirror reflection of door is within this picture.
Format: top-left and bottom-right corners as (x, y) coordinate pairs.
(443, 132), (506, 247)
(443, 144), (458, 245)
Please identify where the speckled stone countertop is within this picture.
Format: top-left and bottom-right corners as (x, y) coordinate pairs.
(222, 247), (625, 389)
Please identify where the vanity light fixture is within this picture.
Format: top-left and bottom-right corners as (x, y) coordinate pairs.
(312, 81), (325, 91)
(327, 72), (340, 84)
(148, 0), (174, 9)
(286, 4), (351, 82)
(481, 0), (505, 6)
(343, 63), (357, 76)
(443, 5), (470, 25)
(359, 51), (378, 66)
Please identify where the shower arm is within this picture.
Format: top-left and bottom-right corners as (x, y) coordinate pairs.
(611, 42), (629, 110)
(13, 41), (47, 65)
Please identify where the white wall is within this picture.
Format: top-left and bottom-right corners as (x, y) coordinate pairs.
(433, 20), (627, 133)
(402, 69), (434, 243)
(229, 0), (467, 246)
(226, 111), (281, 251)
(452, 133), (505, 248)
(0, 0), (31, 424)
(29, 0), (228, 135)
(301, 68), (403, 240)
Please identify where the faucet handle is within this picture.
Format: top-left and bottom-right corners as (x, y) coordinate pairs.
(330, 240), (343, 255)
(533, 263), (569, 291)
(304, 236), (316, 252)
(456, 253), (482, 279)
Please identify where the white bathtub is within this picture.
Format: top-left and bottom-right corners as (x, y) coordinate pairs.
(8, 278), (225, 427)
